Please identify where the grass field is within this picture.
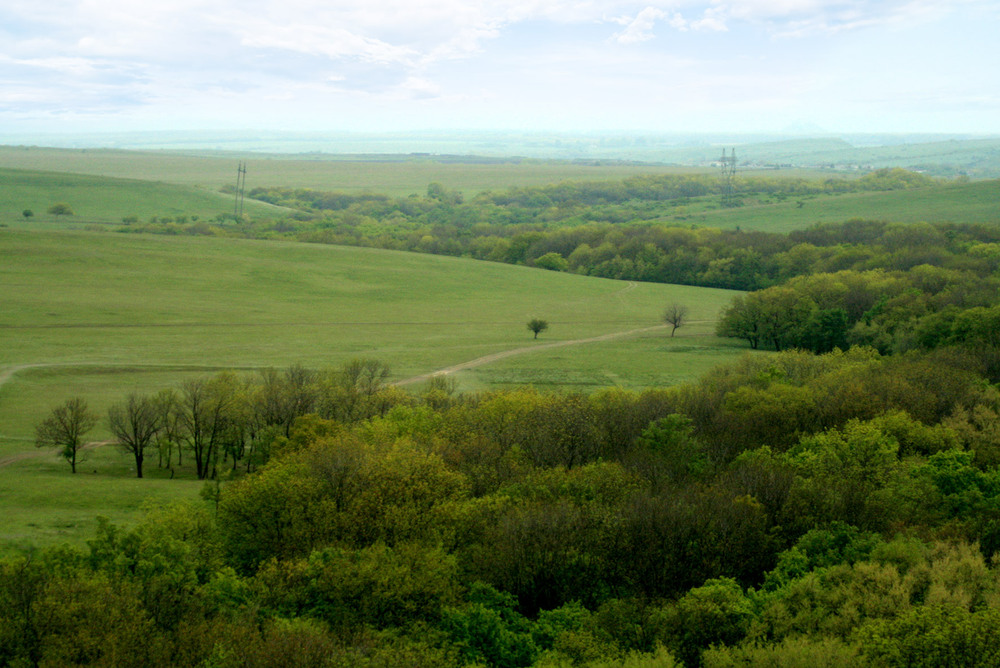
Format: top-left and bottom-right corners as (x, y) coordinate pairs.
(0, 226), (746, 551)
(0, 146), (702, 196)
(668, 179), (1000, 233)
(5, 147), (995, 242)
(0, 167), (285, 225)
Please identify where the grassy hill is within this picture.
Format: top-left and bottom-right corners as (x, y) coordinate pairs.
(0, 227), (742, 549)
(663, 178), (1000, 233)
(0, 167), (284, 224)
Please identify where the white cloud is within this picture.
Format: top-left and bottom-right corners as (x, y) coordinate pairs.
(690, 6), (729, 31)
(613, 7), (668, 43)
(0, 0), (997, 133)
(239, 23), (418, 65)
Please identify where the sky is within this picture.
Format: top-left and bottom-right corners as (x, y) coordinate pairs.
(2, 0), (999, 137)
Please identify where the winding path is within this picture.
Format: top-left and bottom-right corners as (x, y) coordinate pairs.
(0, 440), (111, 469)
(394, 323), (669, 387)
(1, 315), (710, 466)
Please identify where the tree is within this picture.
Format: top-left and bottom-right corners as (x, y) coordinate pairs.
(46, 203), (73, 216)
(21, 209), (33, 219)
(178, 374), (239, 480)
(35, 398), (98, 473)
(527, 318), (549, 339)
(663, 303), (689, 337)
(107, 393), (162, 478)
(534, 252), (569, 272)
(716, 295), (763, 349)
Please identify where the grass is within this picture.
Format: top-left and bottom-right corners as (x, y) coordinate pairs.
(0, 167), (283, 225)
(0, 226), (746, 552)
(459, 326), (745, 393)
(0, 146), (700, 196)
(660, 179), (1000, 233)
(0, 446), (207, 554)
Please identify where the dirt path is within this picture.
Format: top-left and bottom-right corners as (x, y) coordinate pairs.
(0, 440), (111, 469)
(394, 323), (669, 387)
(0, 363), (53, 391)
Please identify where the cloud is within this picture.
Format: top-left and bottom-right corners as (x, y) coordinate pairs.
(0, 0), (996, 133)
(612, 4), (735, 43)
(613, 7), (667, 44)
(239, 23), (418, 65)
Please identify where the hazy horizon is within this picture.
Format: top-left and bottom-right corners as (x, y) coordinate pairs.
(3, 1), (999, 138)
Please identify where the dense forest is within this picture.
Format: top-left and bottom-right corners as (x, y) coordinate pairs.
(8, 337), (1000, 666)
(9, 169), (1000, 666)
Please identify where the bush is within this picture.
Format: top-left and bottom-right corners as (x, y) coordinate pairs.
(47, 202), (73, 216)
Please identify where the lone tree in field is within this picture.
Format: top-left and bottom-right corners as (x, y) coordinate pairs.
(664, 303), (690, 337)
(35, 398), (98, 473)
(22, 209), (33, 219)
(47, 202), (74, 216)
(527, 318), (549, 339)
(108, 393), (162, 479)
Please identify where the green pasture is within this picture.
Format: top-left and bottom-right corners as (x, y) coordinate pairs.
(0, 146), (696, 196)
(459, 326), (741, 393)
(0, 227), (745, 551)
(674, 179), (1000, 233)
(0, 447), (206, 553)
(0, 167), (283, 225)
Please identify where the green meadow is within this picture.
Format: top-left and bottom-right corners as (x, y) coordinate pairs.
(0, 145), (696, 196)
(0, 227), (742, 550)
(3, 146), (992, 552)
(0, 167), (285, 224)
(667, 179), (1000, 233)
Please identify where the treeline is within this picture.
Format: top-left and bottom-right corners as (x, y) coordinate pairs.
(114, 170), (981, 292)
(10, 343), (1000, 666)
(715, 263), (1000, 361)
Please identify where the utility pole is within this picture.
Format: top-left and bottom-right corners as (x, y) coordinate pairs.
(719, 148), (737, 207)
(234, 161), (247, 219)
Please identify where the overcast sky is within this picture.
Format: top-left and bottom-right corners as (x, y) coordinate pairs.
(2, 0), (998, 136)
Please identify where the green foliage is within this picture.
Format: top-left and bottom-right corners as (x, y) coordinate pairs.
(857, 605), (1000, 667)
(630, 415), (706, 487)
(528, 318), (550, 339)
(651, 578), (753, 666)
(702, 636), (862, 668)
(34, 396), (98, 473)
(256, 542), (461, 630)
(534, 252), (569, 272)
(762, 523), (884, 591)
(46, 202), (74, 215)
(441, 582), (539, 667)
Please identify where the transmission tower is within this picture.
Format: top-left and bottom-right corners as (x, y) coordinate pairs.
(234, 161), (247, 219)
(719, 148), (737, 207)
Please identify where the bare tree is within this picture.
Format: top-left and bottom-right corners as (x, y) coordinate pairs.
(107, 393), (162, 478)
(663, 303), (690, 338)
(177, 375), (239, 480)
(527, 318), (549, 339)
(35, 398), (98, 473)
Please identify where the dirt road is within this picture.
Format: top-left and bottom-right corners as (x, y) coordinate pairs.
(394, 323), (669, 387)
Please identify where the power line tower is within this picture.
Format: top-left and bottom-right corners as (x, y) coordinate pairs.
(234, 161), (247, 219)
(719, 148), (737, 207)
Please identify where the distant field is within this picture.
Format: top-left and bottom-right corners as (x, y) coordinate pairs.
(0, 167), (284, 224)
(667, 179), (1000, 233)
(0, 227), (745, 551)
(0, 145), (699, 196)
